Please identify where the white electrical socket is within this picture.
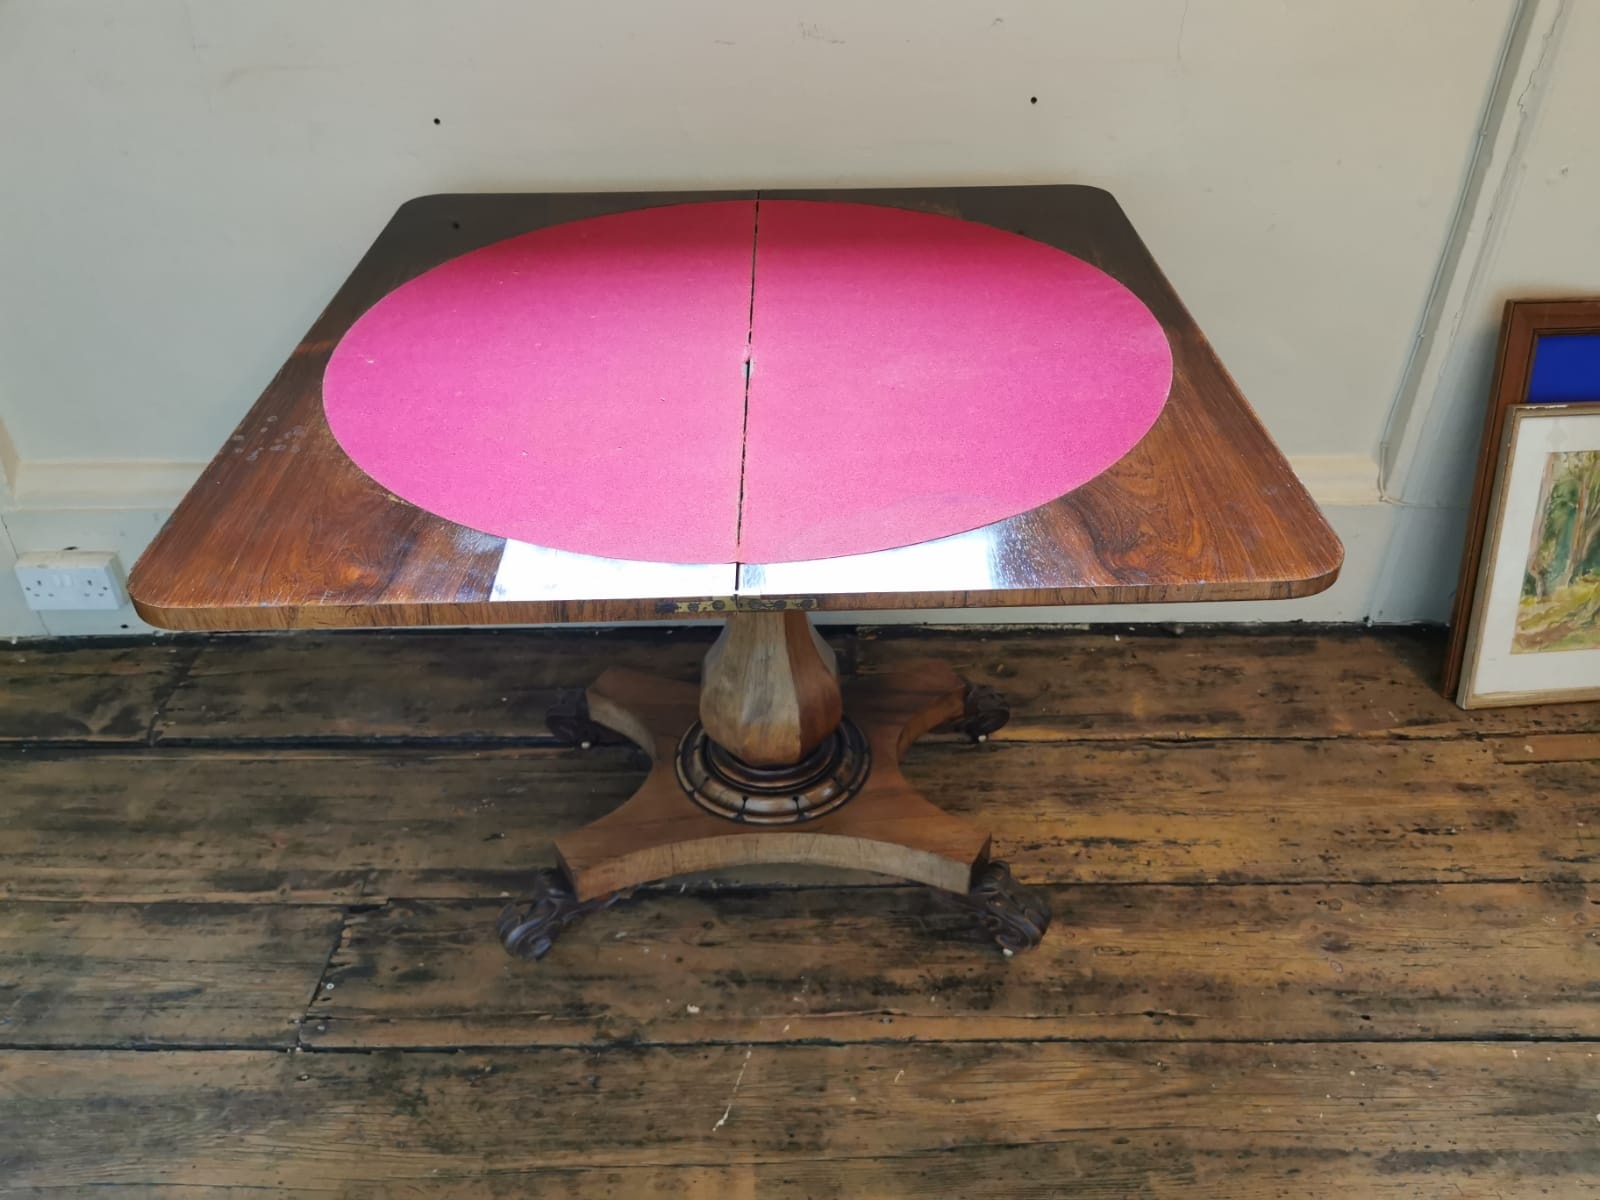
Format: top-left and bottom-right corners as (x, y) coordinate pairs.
(14, 550), (127, 611)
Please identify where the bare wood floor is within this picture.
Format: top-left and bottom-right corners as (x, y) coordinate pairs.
(1, 625), (1598, 1197)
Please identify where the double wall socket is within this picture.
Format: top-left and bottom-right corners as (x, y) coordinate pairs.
(14, 550), (127, 611)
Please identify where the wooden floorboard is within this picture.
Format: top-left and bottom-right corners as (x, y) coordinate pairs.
(0, 902), (340, 1048)
(126, 627), (1600, 745)
(2, 738), (1594, 905)
(2, 627), (1599, 1195)
(1, 1156), (1588, 1200)
(864, 627), (1600, 741)
(0, 639), (195, 744)
(15, 1164), (1590, 1200)
(305, 882), (1600, 1048)
(151, 628), (726, 743)
(1, 1044), (1596, 1196)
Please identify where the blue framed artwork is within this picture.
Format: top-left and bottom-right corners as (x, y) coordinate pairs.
(1527, 332), (1600, 404)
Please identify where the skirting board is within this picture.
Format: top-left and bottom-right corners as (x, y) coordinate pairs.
(1, 456), (206, 512)
(0, 522), (46, 640)
(0, 416), (21, 500)
(0, 450), (1447, 637)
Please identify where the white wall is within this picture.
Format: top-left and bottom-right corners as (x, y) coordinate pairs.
(1370, 0), (1596, 621)
(1389, 0), (1599, 513)
(2, 0), (1589, 636)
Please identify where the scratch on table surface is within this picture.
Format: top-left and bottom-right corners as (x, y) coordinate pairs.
(712, 1047), (754, 1132)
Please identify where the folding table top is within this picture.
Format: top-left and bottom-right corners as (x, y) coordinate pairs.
(130, 186), (1342, 631)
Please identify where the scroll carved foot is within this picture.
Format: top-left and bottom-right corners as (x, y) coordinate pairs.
(497, 868), (632, 961)
(958, 860), (1051, 954)
(545, 690), (628, 748)
(934, 681), (1011, 742)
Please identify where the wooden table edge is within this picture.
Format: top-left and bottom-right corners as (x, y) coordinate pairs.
(130, 556), (1342, 631)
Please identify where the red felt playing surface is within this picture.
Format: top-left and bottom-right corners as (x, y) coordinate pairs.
(739, 201), (1171, 563)
(323, 200), (1172, 565)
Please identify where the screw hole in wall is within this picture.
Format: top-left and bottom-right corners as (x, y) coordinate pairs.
(1029, 96), (1038, 105)
(433, 117), (442, 125)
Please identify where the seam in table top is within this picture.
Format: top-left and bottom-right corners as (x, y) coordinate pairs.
(733, 193), (762, 561)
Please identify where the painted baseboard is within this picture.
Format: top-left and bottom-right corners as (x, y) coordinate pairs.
(0, 416), (21, 500)
(0, 422), (207, 635)
(0, 447), (1429, 636)
(1286, 454), (1381, 506)
(1, 456), (206, 512)
(0, 520), (46, 640)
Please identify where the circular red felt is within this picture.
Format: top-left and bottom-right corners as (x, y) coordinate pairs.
(323, 200), (1172, 565)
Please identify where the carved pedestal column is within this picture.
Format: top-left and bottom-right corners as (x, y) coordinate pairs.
(681, 611), (867, 824)
(699, 611), (842, 764)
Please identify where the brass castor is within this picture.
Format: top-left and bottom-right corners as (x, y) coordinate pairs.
(955, 860), (1051, 953)
(498, 868), (631, 961)
(934, 681), (1011, 742)
(544, 690), (628, 748)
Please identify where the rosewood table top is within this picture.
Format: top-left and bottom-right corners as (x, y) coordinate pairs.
(129, 186), (1341, 631)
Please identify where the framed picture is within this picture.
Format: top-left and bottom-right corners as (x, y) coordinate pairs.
(1455, 405), (1600, 707)
(1444, 297), (1600, 701)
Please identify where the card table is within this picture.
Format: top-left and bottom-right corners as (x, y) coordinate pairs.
(130, 186), (1342, 958)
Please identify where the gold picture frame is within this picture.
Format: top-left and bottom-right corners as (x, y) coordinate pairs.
(1456, 404), (1600, 708)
